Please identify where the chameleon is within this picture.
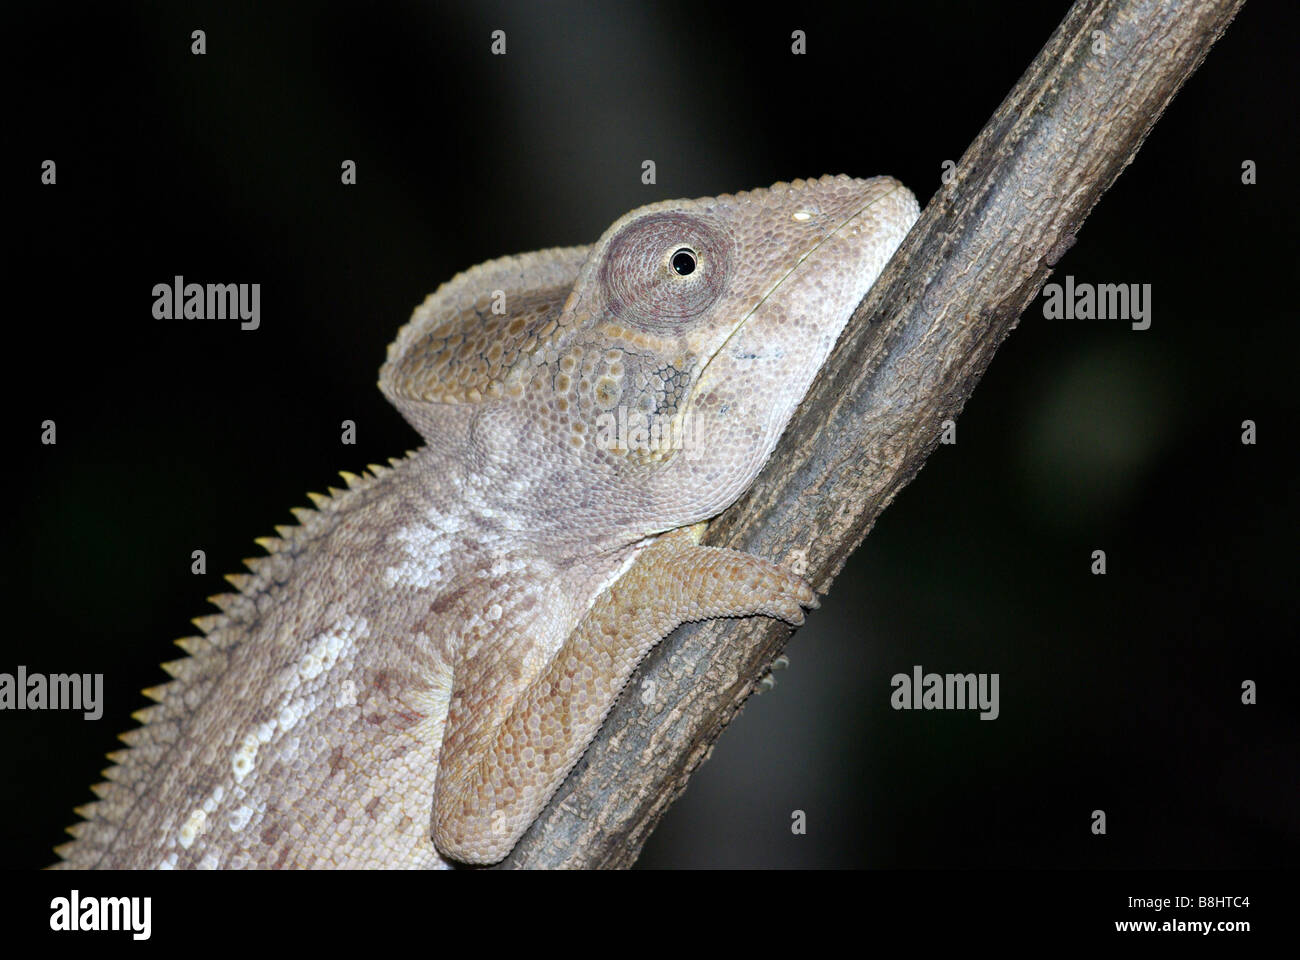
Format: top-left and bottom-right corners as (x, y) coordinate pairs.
(53, 174), (918, 868)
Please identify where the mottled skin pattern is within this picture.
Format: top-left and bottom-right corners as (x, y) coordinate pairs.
(54, 175), (918, 868)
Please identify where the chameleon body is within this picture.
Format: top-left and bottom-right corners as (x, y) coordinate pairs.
(55, 175), (918, 868)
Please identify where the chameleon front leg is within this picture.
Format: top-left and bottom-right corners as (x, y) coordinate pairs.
(431, 525), (815, 864)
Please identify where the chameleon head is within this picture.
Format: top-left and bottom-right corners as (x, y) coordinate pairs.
(546, 174), (919, 527)
(380, 175), (917, 542)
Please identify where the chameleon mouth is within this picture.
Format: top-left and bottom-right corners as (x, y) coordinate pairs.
(690, 180), (911, 392)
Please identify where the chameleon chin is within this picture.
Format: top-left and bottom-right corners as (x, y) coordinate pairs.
(54, 175), (918, 868)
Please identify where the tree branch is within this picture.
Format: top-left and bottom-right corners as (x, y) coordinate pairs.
(500, 0), (1246, 869)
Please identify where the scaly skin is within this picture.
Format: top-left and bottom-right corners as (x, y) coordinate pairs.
(54, 175), (918, 868)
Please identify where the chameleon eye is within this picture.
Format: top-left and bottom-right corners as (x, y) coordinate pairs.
(600, 212), (732, 333)
(670, 248), (697, 276)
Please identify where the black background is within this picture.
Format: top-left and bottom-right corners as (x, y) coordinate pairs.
(5, 0), (1296, 872)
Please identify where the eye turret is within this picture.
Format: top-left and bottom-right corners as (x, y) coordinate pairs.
(598, 213), (732, 334)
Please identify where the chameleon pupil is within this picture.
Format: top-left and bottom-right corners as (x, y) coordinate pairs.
(671, 249), (696, 275)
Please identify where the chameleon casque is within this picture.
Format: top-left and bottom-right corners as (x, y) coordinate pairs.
(55, 174), (918, 868)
